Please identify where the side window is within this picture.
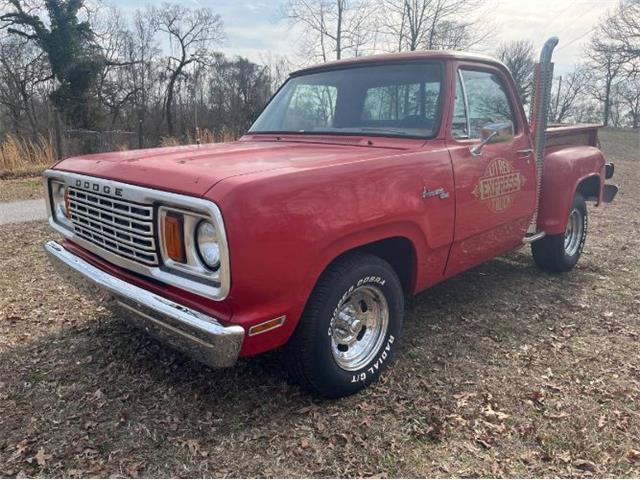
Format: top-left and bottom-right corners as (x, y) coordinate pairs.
(282, 84), (337, 131)
(455, 69), (515, 139)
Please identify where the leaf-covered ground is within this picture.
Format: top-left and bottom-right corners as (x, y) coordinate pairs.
(0, 128), (638, 478)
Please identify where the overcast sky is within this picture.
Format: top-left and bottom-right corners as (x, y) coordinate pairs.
(110, 0), (619, 73)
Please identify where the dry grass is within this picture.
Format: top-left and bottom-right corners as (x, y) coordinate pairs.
(0, 127), (238, 178)
(0, 134), (57, 179)
(0, 128), (638, 478)
(0, 177), (44, 203)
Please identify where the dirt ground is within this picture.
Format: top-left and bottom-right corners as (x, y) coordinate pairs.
(0, 177), (45, 203)
(0, 128), (638, 478)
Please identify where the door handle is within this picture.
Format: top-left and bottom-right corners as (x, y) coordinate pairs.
(517, 148), (534, 157)
(517, 148), (534, 163)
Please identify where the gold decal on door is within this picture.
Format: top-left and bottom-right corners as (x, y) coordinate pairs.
(472, 158), (526, 213)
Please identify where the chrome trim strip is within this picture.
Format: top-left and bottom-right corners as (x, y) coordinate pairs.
(457, 69), (471, 140)
(44, 170), (231, 300)
(45, 240), (244, 368)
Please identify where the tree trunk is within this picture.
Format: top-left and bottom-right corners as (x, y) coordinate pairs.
(336, 0), (343, 60)
(137, 109), (144, 149)
(166, 71), (179, 137)
(53, 110), (63, 160)
(603, 80), (611, 127)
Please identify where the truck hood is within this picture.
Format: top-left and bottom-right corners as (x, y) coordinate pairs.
(54, 136), (422, 197)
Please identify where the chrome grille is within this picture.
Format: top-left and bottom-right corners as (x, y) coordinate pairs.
(67, 186), (158, 266)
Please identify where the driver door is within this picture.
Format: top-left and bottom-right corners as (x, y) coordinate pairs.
(445, 65), (536, 277)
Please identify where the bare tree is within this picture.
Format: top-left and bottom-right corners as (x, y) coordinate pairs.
(379, 0), (488, 52)
(259, 53), (295, 92)
(0, 2), (314, 155)
(127, 11), (161, 147)
(586, 36), (627, 126)
(152, 3), (224, 136)
(0, 35), (51, 135)
(282, 0), (375, 62)
(600, 0), (640, 60)
(549, 66), (592, 124)
(620, 68), (640, 128)
(496, 40), (535, 105)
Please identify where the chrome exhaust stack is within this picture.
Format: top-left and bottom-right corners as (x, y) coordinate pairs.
(526, 36), (559, 236)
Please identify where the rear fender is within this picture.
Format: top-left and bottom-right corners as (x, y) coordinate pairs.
(537, 146), (605, 235)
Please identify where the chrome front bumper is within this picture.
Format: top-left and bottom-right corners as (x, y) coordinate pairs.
(44, 240), (244, 368)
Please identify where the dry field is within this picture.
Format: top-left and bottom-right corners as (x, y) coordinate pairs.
(0, 128), (638, 478)
(0, 135), (56, 181)
(0, 177), (45, 203)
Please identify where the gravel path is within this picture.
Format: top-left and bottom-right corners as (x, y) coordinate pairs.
(0, 199), (47, 225)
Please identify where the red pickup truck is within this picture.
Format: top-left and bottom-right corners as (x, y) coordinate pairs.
(44, 38), (617, 397)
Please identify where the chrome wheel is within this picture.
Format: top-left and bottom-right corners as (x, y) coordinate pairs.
(564, 208), (583, 257)
(330, 285), (389, 371)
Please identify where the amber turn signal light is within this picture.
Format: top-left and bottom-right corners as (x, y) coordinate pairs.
(248, 316), (286, 336)
(64, 188), (70, 218)
(164, 213), (186, 263)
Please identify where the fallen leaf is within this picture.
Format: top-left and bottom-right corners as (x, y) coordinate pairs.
(483, 404), (510, 421)
(34, 448), (51, 467)
(573, 459), (597, 472)
(527, 390), (545, 405)
(15, 440), (29, 456)
(476, 438), (491, 449)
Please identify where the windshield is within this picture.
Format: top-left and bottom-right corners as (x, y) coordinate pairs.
(249, 62), (443, 138)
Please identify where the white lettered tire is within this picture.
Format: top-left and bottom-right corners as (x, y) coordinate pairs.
(285, 252), (404, 397)
(532, 193), (588, 272)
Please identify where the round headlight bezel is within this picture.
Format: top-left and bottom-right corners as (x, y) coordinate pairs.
(195, 220), (221, 270)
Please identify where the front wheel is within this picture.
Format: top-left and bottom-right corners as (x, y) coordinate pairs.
(285, 252), (404, 398)
(532, 193), (588, 272)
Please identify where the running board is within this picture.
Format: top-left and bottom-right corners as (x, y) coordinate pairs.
(522, 231), (546, 243)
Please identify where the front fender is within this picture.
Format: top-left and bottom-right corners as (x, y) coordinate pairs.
(209, 147), (454, 356)
(537, 146), (605, 235)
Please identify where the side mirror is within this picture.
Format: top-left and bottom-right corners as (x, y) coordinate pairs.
(470, 121), (514, 156)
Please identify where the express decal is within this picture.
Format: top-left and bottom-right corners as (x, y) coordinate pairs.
(472, 157), (525, 212)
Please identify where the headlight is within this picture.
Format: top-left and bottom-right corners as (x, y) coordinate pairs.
(158, 206), (226, 285)
(50, 180), (71, 226)
(196, 221), (220, 270)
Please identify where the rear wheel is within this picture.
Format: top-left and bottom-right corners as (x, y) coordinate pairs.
(285, 252), (404, 398)
(532, 193), (588, 272)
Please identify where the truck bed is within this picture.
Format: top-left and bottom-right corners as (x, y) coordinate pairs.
(545, 124), (600, 149)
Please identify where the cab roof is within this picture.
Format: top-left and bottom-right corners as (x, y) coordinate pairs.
(291, 50), (508, 77)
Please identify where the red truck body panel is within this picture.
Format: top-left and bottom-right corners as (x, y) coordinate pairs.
(50, 52), (610, 358)
(538, 145), (605, 234)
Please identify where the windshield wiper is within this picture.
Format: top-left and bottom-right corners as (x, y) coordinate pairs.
(358, 127), (410, 135)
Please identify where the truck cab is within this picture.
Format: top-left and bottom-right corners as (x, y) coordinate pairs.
(44, 40), (617, 397)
